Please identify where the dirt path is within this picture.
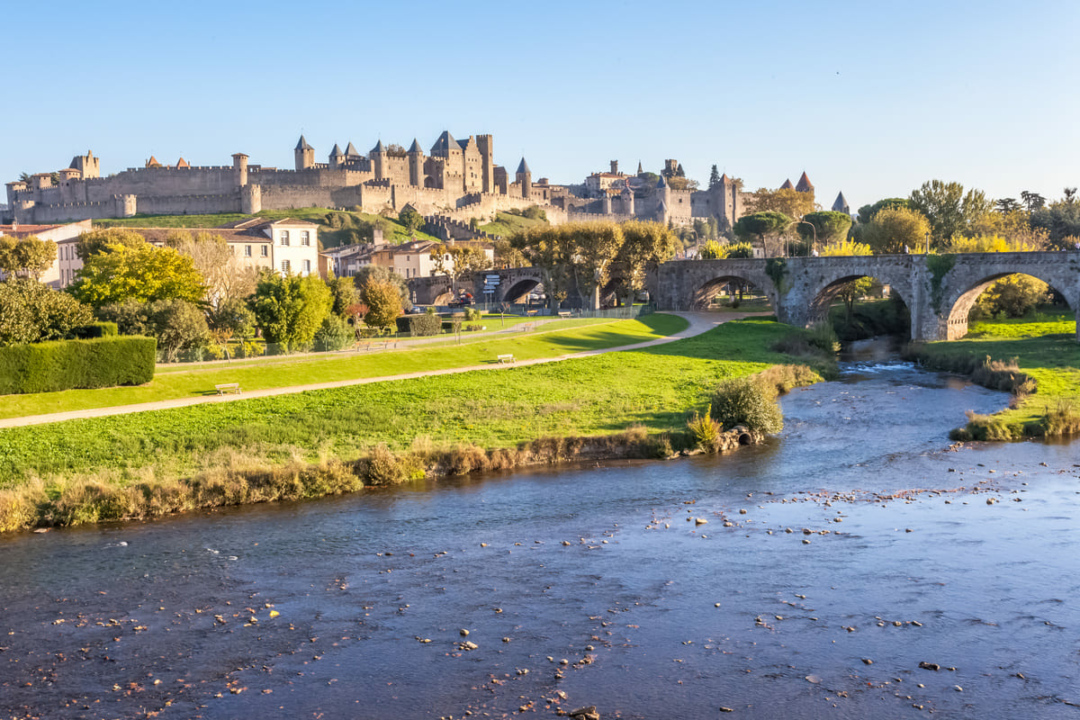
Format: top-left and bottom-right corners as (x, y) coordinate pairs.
(0, 312), (764, 429)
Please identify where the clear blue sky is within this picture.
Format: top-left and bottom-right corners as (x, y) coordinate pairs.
(4, 0), (1078, 211)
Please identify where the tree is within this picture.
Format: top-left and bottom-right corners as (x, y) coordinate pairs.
(75, 228), (148, 261)
(856, 198), (910, 225)
(0, 235), (57, 280)
(312, 314), (355, 351)
(1031, 199), (1080, 249)
(493, 238), (528, 268)
(399, 205), (424, 234)
(975, 276), (1050, 318)
(1020, 190), (1046, 213)
(509, 226), (574, 307)
(996, 198), (1021, 214)
(860, 206), (931, 254)
(360, 279), (402, 333)
(326, 274), (359, 319)
(150, 299), (210, 362)
(709, 165), (721, 190)
(208, 296), (257, 338)
(751, 187), (815, 219)
(734, 211), (792, 257)
(666, 177), (699, 192)
(821, 240), (873, 325)
(522, 205), (547, 221)
(96, 300), (155, 336)
(796, 211), (853, 251)
(699, 240), (726, 259)
(353, 265), (413, 311)
(909, 180), (993, 244)
(612, 221), (679, 304)
(0, 279), (92, 346)
(165, 230), (258, 306)
(250, 271), (332, 351)
(70, 243), (206, 308)
(430, 243), (492, 293)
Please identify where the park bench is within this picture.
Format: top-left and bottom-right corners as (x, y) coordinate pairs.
(557, 311), (573, 318)
(520, 322), (535, 332)
(215, 383), (241, 395)
(497, 354), (516, 364)
(525, 309), (538, 316)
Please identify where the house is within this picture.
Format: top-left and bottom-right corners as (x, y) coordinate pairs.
(0, 219), (92, 287)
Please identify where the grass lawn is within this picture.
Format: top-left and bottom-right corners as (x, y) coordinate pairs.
(912, 309), (1080, 436)
(0, 316), (685, 420)
(0, 318), (825, 486)
(477, 212), (548, 238)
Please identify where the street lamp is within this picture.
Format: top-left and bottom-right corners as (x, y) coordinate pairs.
(924, 231), (929, 254)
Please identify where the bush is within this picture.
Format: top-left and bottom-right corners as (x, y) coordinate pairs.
(402, 313), (442, 337)
(96, 300), (154, 336)
(71, 322), (118, 339)
(0, 336), (156, 395)
(710, 377), (784, 434)
(687, 404), (722, 453)
(0, 278), (93, 346)
(313, 314), (354, 352)
(150, 299), (210, 363)
(442, 319), (463, 334)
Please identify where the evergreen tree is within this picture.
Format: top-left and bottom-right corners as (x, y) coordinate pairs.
(709, 165), (721, 189)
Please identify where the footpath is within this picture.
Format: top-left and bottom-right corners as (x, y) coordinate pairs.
(0, 312), (760, 429)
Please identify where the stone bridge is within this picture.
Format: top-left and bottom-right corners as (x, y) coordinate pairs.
(651, 252), (1080, 341)
(408, 267), (548, 306)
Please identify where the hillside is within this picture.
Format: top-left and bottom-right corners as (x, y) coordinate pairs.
(478, 211), (549, 238)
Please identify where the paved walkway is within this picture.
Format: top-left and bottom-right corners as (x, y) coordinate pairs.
(0, 312), (762, 429)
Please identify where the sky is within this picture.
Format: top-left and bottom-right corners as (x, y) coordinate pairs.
(4, 0), (1079, 211)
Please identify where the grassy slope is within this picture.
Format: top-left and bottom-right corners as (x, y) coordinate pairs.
(0, 318), (826, 486)
(95, 208), (440, 246)
(477, 212), (548, 238)
(915, 311), (1079, 430)
(0, 317), (682, 420)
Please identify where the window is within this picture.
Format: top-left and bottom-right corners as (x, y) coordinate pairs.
(261, 245), (268, 257)
(303, 259), (311, 274)
(280, 230), (290, 246)
(301, 231), (310, 246)
(281, 259), (291, 273)
(245, 244), (252, 257)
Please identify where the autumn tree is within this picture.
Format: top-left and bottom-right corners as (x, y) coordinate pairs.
(250, 271), (332, 351)
(70, 243), (206, 308)
(509, 226), (574, 308)
(165, 230), (258, 306)
(860, 206), (931, 254)
(734, 211), (792, 257)
(611, 221), (679, 304)
(0, 235), (57, 280)
(326, 273), (359, 319)
(698, 240), (726, 259)
(353, 265), (413, 311)
(750, 187), (815, 219)
(360, 279), (402, 333)
(909, 180), (993, 244)
(430, 243), (493, 293)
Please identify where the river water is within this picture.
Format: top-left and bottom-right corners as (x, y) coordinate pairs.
(2, 342), (1079, 719)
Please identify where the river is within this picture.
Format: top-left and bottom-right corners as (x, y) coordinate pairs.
(2, 341), (1079, 719)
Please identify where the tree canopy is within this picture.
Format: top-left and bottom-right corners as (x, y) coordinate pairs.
(360, 279), (402, 333)
(0, 279), (92, 346)
(909, 180), (993, 244)
(353, 265), (412, 311)
(75, 228), (148, 261)
(733, 211), (792, 256)
(250, 271), (332, 351)
(751, 187), (815, 219)
(70, 243), (206, 308)
(856, 198), (910, 225)
(796, 211), (853, 249)
(165, 230), (258, 306)
(0, 235), (56, 280)
(859, 206), (932, 254)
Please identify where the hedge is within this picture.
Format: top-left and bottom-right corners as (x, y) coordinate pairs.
(406, 313), (442, 337)
(0, 336), (157, 395)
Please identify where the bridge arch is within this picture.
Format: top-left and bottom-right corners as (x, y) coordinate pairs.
(802, 259), (915, 333)
(691, 273), (774, 311)
(503, 278), (543, 304)
(942, 269), (1079, 340)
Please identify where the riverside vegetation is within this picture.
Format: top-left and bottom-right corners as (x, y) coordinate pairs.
(905, 309), (1080, 440)
(0, 318), (835, 532)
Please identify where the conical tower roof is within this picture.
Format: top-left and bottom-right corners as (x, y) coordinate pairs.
(516, 157), (530, 175)
(657, 174), (667, 189)
(780, 178), (794, 190)
(345, 142), (360, 157)
(832, 191), (850, 213)
(637, 161), (643, 174)
(371, 140), (385, 154)
(329, 143), (344, 158)
(295, 135), (313, 151)
(408, 139), (422, 153)
(795, 171), (814, 193)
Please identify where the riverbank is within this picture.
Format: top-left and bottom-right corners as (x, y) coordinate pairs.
(0, 318), (833, 533)
(905, 311), (1080, 439)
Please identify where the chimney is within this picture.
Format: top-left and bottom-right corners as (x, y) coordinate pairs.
(610, 160), (619, 174)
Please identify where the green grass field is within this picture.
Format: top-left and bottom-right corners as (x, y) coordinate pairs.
(0, 318), (825, 486)
(0, 316), (684, 420)
(477, 212), (548, 238)
(914, 310), (1080, 435)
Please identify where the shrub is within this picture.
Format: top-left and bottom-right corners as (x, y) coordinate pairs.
(96, 299), (154, 336)
(0, 336), (156, 394)
(313, 314), (354, 352)
(403, 312), (442, 337)
(710, 377), (784, 434)
(442, 319), (463, 334)
(150, 298), (210, 363)
(0, 278), (93, 346)
(687, 404), (722, 453)
(71, 322), (118, 339)
(209, 297), (256, 338)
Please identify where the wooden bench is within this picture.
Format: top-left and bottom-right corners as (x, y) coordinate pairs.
(557, 311), (573, 318)
(520, 322), (535, 332)
(215, 383), (241, 395)
(525, 309), (538, 316)
(497, 354), (515, 364)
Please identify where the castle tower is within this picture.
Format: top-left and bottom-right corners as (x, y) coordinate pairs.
(344, 142), (361, 164)
(370, 140), (386, 180)
(71, 150), (100, 179)
(636, 161), (643, 175)
(295, 135), (314, 171)
(329, 144), (345, 169)
(656, 174), (671, 222)
(476, 134), (495, 194)
(407, 139), (424, 187)
(602, 193), (612, 214)
(780, 178), (794, 190)
(832, 191), (850, 215)
(515, 158), (531, 200)
(622, 183), (635, 216)
(242, 184), (262, 214)
(795, 172), (814, 194)
(610, 160), (619, 174)
(232, 153), (249, 187)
